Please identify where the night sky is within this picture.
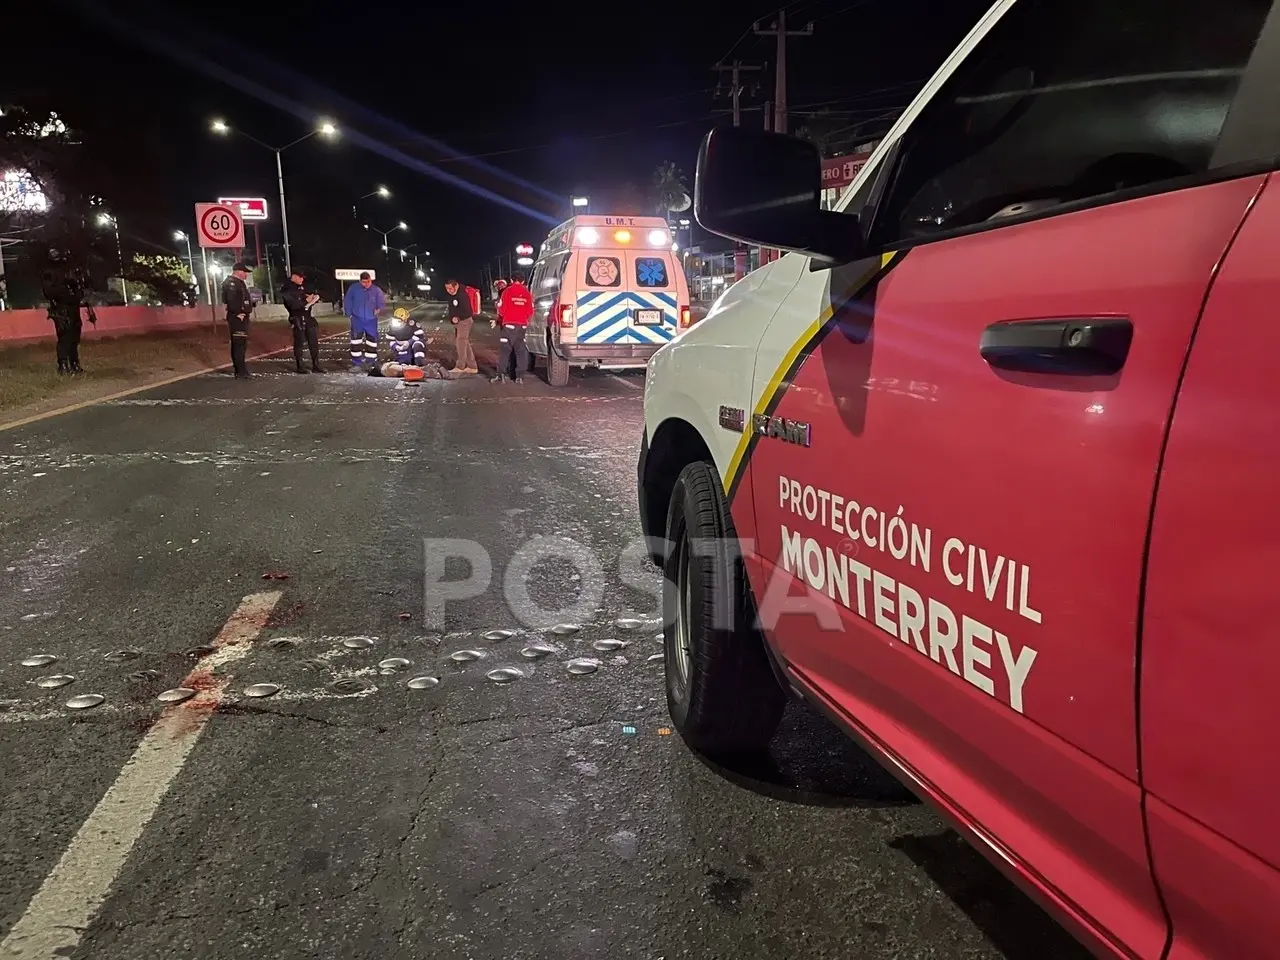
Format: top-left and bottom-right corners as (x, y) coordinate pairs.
(5, 0), (990, 291)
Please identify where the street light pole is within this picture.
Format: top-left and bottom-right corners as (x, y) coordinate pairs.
(175, 230), (196, 300)
(211, 118), (337, 284)
(366, 221), (408, 275)
(115, 223), (128, 302)
(352, 185), (391, 220)
(275, 148), (293, 276)
(99, 214), (128, 302)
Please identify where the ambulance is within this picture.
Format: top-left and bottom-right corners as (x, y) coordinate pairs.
(637, 1), (1280, 957)
(526, 215), (692, 386)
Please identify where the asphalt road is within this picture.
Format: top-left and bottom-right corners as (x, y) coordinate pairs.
(0, 306), (1090, 960)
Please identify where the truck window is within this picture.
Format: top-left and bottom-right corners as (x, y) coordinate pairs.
(584, 255), (622, 287)
(633, 255), (672, 288)
(533, 252), (569, 293)
(869, 0), (1273, 249)
(547, 253), (569, 290)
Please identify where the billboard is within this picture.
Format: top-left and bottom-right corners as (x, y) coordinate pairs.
(217, 197), (269, 221)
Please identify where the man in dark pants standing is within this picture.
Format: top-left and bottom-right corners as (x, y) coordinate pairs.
(443, 278), (477, 374)
(222, 262), (255, 379)
(492, 271), (533, 383)
(41, 248), (96, 375)
(281, 268), (324, 373)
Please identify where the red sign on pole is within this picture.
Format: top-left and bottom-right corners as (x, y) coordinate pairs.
(217, 197), (269, 221)
(195, 203), (245, 249)
(820, 152), (873, 192)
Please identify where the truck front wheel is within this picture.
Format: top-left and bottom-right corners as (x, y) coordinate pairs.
(663, 460), (785, 757)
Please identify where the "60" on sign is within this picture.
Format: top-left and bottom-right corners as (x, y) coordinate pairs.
(194, 202), (244, 249)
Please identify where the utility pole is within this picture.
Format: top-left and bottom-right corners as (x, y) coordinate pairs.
(755, 9), (813, 135)
(712, 60), (764, 127)
(714, 60), (764, 282)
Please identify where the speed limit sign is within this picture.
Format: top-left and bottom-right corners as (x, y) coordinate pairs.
(194, 202), (245, 249)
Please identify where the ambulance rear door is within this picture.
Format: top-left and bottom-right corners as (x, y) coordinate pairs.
(571, 248), (678, 349)
(622, 248), (681, 345)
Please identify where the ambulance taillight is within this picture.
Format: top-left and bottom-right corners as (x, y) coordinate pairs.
(558, 303), (575, 328)
(679, 306), (692, 328)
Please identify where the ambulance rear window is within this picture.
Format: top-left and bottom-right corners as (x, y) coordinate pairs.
(634, 256), (671, 288)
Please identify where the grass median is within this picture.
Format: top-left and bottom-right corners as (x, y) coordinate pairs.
(0, 318), (348, 424)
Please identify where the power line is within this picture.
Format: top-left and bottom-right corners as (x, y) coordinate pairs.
(788, 79), (928, 111)
(808, 0), (878, 23)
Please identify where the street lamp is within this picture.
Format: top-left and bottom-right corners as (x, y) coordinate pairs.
(174, 229), (199, 301)
(366, 221), (408, 265)
(210, 116), (338, 276)
(206, 259), (225, 304)
(352, 185), (391, 219)
(96, 212), (128, 302)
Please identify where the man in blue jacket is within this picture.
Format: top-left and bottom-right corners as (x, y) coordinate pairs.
(343, 272), (387, 370)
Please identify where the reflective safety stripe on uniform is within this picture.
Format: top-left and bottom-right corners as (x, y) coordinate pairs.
(574, 291), (677, 344)
(349, 337), (364, 362)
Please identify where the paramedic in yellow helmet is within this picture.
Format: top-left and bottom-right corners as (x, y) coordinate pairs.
(386, 306), (427, 365)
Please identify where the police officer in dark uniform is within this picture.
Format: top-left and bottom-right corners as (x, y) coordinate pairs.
(281, 268), (324, 373)
(222, 261), (254, 379)
(41, 248), (96, 375)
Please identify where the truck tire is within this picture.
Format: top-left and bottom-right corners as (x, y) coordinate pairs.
(547, 336), (570, 387)
(663, 460), (785, 756)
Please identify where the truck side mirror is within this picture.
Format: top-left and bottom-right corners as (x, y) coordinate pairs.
(694, 126), (865, 266)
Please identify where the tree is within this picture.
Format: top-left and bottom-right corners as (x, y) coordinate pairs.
(0, 104), (135, 303)
(129, 253), (195, 306)
(0, 108), (99, 273)
(252, 264), (271, 295)
(650, 161), (689, 216)
(1, 99), (181, 305)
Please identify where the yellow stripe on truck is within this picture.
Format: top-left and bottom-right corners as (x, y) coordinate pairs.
(724, 251), (903, 498)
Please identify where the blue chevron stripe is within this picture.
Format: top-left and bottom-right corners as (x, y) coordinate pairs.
(571, 289), (679, 343)
(578, 307), (678, 342)
(575, 292), (635, 328)
(605, 322), (674, 344)
(576, 314), (621, 342)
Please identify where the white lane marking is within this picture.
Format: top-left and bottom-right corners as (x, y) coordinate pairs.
(605, 374), (644, 391)
(0, 591), (282, 960)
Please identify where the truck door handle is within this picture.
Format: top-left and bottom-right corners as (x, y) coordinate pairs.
(980, 317), (1133, 375)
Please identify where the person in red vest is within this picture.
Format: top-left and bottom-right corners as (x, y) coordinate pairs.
(491, 271), (533, 383)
